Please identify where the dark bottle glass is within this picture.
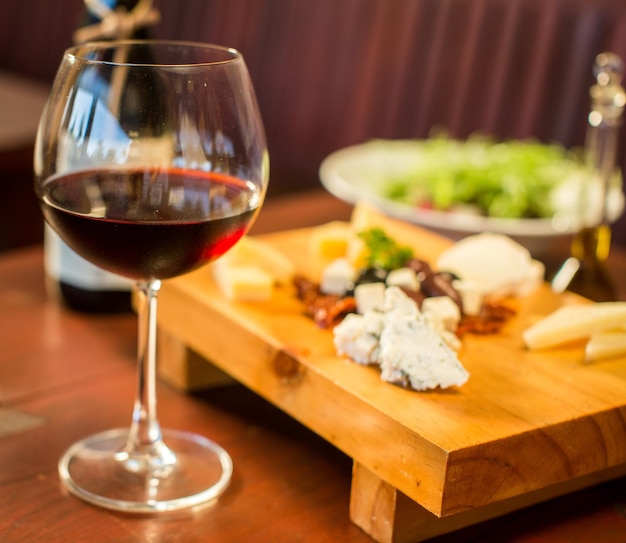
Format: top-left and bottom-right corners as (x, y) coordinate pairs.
(43, 0), (162, 313)
(551, 52), (625, 302)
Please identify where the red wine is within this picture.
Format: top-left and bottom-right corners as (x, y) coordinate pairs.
(40, 168), (260, 280)
(44, 0), (163, 312)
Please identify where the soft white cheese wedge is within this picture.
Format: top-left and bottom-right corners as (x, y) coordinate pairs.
(585, 330), (626, 362)
(437, 232), (543, 297)
(523, 302), (626, 350)
(517, 259), (546, 296)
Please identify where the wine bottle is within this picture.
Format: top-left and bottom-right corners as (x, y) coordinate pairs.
(551, 52), (625, 302)
(43, 0), (161, 313)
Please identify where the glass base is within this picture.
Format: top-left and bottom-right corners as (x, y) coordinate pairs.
(58, 428), (233, 513)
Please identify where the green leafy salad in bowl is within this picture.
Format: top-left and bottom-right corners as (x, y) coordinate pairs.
(380, 135), (582, 219)
(319, 135), (624, 258)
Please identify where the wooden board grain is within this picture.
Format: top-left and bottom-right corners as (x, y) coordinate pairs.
(156, 220), (626, 522)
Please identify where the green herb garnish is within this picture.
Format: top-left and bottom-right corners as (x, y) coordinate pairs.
(358, 228), (414, 269)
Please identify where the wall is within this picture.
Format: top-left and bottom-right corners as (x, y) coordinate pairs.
(1, 0), (626, 247)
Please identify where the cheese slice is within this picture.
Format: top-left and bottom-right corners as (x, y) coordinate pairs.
(221, 236), (294, 284)
(310, 221), (351, 262)
(523, 302), (626, 350)
(437, 232), (541, 297)
(585, 331), (626, 362)
(212, 262), (274, 302)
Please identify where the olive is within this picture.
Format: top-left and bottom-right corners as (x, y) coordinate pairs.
(346, 267), (388, 295)
(421, 272), (464, 311)
(406, 258), (432, 277)
(437, 270), (461, 282)
(355, 267), (388, 284)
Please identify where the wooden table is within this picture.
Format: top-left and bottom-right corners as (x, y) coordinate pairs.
(1, 190), (626, 542)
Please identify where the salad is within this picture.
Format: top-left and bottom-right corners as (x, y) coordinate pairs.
(379, 134), (586, 219)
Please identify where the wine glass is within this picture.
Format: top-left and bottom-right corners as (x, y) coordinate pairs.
(34, 40), (268, 512)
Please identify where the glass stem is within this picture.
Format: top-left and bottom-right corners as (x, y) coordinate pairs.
(119, 279), (176, 474)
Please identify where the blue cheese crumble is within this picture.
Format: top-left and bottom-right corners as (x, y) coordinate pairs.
(333, 286), (469, 390)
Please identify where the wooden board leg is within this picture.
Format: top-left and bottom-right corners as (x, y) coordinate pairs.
(349, 462), (493, 543)
(349, 462), (626, 543)
(157, 328), (235, 391)
(350, 461), (459, 543)
(349, 461), (399, 543)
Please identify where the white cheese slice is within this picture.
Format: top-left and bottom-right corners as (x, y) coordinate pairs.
(221, 236), (294, 284)
(320, 258), (356, 296)
(354, 282), (386, 314)
(437, 232), (542, 297)
(585, 330), (626, 362)
(517, 259), (546, 296)
(386, 267), (419, 291)
(452, 279), (485, 316)
(421, 296), (461, 333)
(523, 302), (626, 350)
(212, 263), (274, 302)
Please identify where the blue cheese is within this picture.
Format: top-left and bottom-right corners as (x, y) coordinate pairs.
(379, 313), (469, 391)
(333, 286), (469, 390)
(384, 285), (420, 318)
(333, 311), (384, 365)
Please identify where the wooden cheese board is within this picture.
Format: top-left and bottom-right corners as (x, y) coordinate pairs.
(155, 216), (626, 543)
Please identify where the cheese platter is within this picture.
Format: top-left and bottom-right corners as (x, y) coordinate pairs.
(155, 203), (626, 543)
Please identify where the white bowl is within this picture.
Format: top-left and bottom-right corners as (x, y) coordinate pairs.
(319, 139), (624, 259)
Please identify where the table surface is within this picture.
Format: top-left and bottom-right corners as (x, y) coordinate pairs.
(1, 189), (626, 543)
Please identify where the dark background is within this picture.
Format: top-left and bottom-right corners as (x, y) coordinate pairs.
(2, 0), (626, 250)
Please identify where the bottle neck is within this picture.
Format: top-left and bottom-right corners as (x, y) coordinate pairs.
(73, 0), (160, 44)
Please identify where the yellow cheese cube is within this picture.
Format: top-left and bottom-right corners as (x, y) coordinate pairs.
(310, 221), (351, 259)
(310, 221), (352, 274)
